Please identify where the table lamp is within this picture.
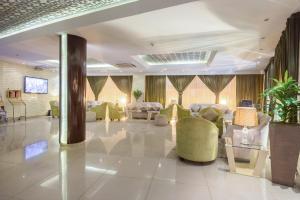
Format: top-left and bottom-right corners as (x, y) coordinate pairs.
(234, 107), (258, 144)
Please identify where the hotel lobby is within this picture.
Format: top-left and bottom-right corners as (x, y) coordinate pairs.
(0, 0), (300, 200)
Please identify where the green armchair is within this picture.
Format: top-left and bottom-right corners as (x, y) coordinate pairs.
(176, 117), (219, 162)
(108, 103), (125, 121)
(49, 101), (59, 118)
(177, 105), (191, 121)
(91, 102), (107, 120)
(199, 107), (224, 137)
(160, 104), (174, 122)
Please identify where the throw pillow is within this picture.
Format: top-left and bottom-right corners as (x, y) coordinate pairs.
(201, 108), (218, 122)
(190, 104), (201, 112)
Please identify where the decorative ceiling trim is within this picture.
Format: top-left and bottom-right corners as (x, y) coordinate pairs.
(0, 0), (139, 39)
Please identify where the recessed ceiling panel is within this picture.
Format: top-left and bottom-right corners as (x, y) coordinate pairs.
(0, 0), (138, 39)
(140, 51), (215, 66)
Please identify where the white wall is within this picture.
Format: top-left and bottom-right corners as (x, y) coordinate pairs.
(0, 60), (59, 118)
(131, 74), (145, 102)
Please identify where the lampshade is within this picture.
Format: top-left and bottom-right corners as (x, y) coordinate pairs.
(234, 107), (258, 127)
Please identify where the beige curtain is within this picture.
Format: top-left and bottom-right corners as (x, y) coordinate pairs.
(145, 76), (166, 107)
(236, 74), (264, 107)
(167, 75), (195, 105)
(87, 76), (108, 100)
(111, 76), (133, 103)
(198, 75), (235, 104)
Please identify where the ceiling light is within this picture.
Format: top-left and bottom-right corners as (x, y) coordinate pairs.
(264, 18), (270, 22)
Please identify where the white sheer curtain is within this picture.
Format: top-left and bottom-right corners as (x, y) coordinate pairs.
(182, 76), (216, 108)
(219, 76), (236, 111)
(166, 78), (179, 107)
(166, 76), (236, 109)
(86, 77), (126, 104)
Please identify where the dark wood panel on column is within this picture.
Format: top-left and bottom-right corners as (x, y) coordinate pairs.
(59, 34), (86, 144)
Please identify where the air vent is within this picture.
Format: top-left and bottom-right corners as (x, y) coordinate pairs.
(141, 51), (215, 66)
(115, 63), (136, 68)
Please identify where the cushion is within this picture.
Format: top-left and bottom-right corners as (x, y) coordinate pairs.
(190, 104), (201, 112)
(201, 108), (219, 122)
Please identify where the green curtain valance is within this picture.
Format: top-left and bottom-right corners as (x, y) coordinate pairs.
(236, 74), (264, 107)
(111, 76), (133, 103)
(87, 76), (108, 100)
(145, 76), (166, 107)
(198, 75), (234, 104)
(167, 75), (195, 105)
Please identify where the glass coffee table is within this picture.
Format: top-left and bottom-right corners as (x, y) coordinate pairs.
(224, 137), (269, 177)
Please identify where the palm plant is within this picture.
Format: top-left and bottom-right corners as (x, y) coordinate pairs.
(133, 89), (143, 101)
(263, 71), (300, 123)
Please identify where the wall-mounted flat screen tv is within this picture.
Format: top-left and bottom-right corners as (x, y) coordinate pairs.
(24, 76), (48, 94)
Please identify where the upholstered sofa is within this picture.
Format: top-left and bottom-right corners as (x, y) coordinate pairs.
(91, 102), (107, 120)
(108, 103), (125, 121)
(199, 107), (224, 137)
(160, 104), (174, 122)
(224, 112), (271, 160)
(49, 101), (59, 118)
(86, 100), (102, 110)
(177, 105), (191, 121)
(189, 103), (233, 121)
(176, 117), (219, 162)
(127, 102), (163, 119)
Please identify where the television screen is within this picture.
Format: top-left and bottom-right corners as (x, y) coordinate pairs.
(24, 76), (48, 94)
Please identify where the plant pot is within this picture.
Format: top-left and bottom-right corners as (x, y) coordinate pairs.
(269, 123), (300, 187)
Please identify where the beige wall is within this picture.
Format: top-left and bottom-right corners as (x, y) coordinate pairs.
(0, 60), (59, 118)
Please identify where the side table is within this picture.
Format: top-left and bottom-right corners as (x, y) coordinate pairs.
(225, 137), (268, 177)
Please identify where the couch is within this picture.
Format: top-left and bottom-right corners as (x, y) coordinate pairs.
(224, 112), (271, 160)
(108, 103), (125, 121)
(199, 107), (224, 137)
(189, 103), (233, 121)
(91, 102), (107, 120)
(176, 117), (219, 162)
(49, 101), (59, 118)
(127, 102), (163, 119)
(177, 105), (191, 121)
(160, 104), (174, 122)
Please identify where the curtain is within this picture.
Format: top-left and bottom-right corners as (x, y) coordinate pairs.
(236, 75), (264, 107)
(145, 76), (166, 107)
(87, 76), (108, 100)
(265, 57), (275, 89)
(198, 75), (235, 104)
(111, 76), (133, 103)
(286, 13), (300, 82)
(167, 75), (195, 105)
(277, 31), (288, 80)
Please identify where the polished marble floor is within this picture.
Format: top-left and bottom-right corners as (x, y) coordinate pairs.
(0, 117), (299, 200)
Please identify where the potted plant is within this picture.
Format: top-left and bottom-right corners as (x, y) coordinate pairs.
(263, 71), (300, 187)
(133, 89), (143, 102)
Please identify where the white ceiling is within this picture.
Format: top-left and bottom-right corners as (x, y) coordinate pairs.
(0, 0), (299, 75)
